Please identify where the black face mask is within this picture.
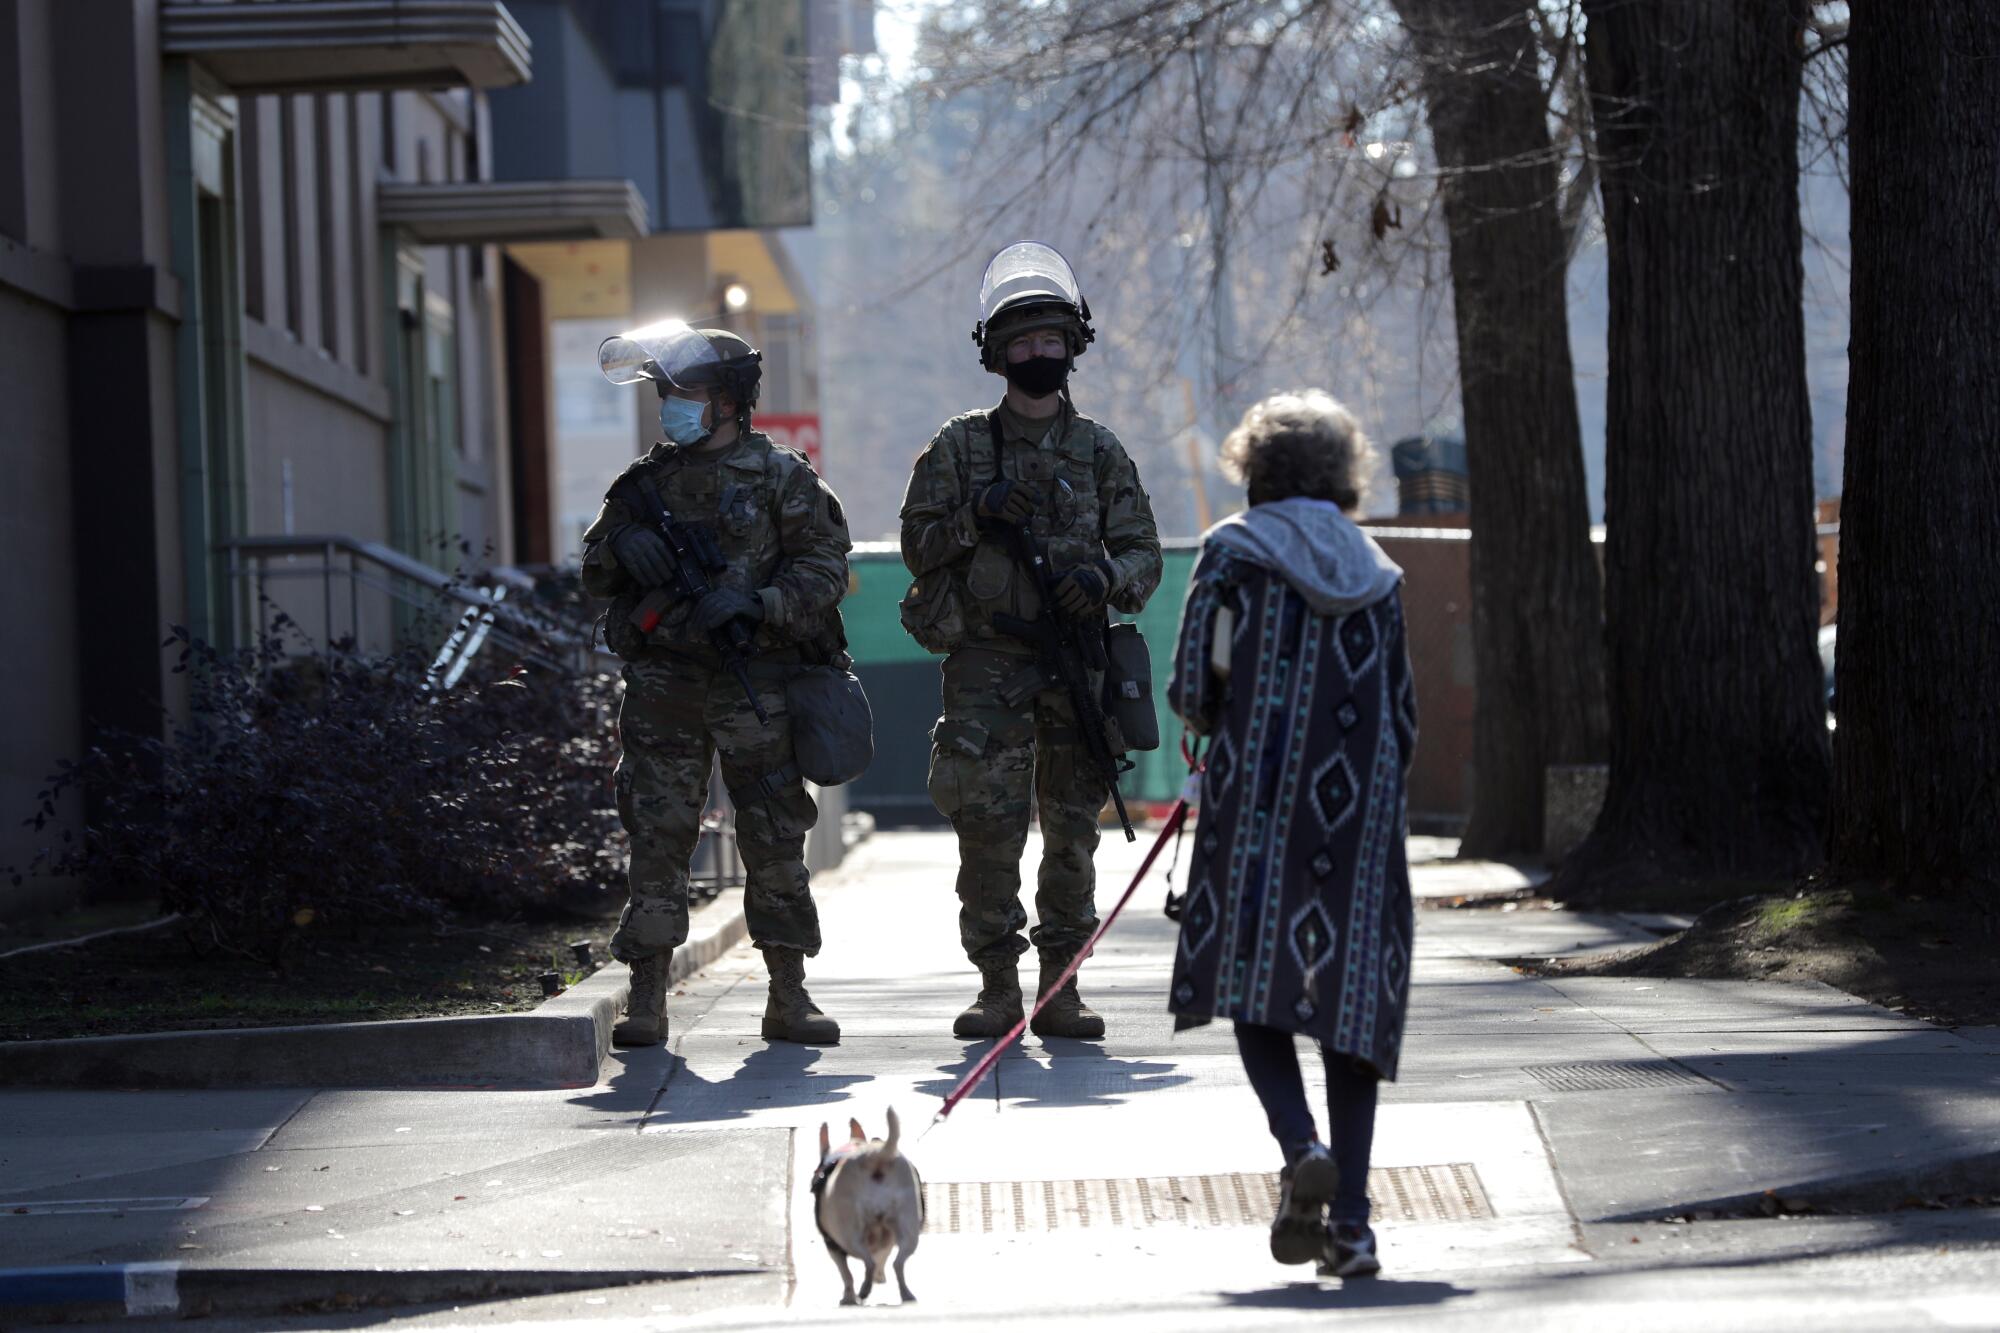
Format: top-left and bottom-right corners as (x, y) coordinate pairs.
(1004, 355), (1069, 397)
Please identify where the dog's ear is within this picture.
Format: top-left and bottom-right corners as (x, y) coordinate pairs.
(848, 1117), (866, 1143)
(818, 1122), (831, 1157)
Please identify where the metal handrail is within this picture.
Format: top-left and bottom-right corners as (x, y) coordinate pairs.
(216, 533), (603, 677)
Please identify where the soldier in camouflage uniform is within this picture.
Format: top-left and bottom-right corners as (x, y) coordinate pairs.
(900, 242), (1162, 1040)
(583, 321), (852, 1047)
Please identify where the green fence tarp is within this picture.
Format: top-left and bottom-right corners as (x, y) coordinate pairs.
(844, 548), (1200, 812)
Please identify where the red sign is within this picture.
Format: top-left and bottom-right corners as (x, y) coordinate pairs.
(759, 414), (822, 472)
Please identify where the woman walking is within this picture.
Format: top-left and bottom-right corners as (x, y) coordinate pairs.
(1166, 390), (1417, 1278)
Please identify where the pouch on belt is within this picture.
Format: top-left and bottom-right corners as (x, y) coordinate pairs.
(1102, 622), (1158, 752)
(787, 664), (874, 785)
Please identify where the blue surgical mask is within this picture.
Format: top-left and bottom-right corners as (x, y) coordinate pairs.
(658, 394), (711, 446)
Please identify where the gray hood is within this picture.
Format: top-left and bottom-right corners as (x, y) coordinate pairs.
(1204, 498), (1403, 616)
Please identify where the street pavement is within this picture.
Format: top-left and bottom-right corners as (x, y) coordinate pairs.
(4, 828), (2000, 1329)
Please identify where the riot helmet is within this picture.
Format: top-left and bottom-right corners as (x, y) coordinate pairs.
(972, 242), (1094, 372)
(599, 319), (763, 428)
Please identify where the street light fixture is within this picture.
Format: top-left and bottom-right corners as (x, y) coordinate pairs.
(723, 282), (751, 312)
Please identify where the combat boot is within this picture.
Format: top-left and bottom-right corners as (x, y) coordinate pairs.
(1029, 950), (1105, 1040)
(613, 952), (670, 1047)
(952, 960), (1024, 1038)
(761, 947), (841, 1044)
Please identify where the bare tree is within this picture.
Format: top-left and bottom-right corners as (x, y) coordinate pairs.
(1558, 0), (1830, 903)
(1828, 1), (2000, 892)
(1393, 0), (1607, 856)
(908, 0), (1607, 849)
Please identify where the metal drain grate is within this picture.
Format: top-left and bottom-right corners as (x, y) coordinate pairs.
(921, 1164), (1489, 1235)
(1522, 1059), (1710, 1092)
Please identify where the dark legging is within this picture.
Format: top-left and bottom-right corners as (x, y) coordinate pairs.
(1234, 1021), (1379, 1224)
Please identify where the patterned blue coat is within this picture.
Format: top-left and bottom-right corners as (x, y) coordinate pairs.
(1165, 543), (1417, 1078)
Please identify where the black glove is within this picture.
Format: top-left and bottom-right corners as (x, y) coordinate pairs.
(974, 480), (1037, 526)
(1054, 560), (1115, 616)
(692, 588), (765, 635)
(610, 525), (674, 588)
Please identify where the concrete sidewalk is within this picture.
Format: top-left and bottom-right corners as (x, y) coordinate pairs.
(3, 829), (1998, 1326)
(638, 831), (2000, 1318)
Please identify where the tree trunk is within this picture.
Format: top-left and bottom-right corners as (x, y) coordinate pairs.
(1559, 0), (1829, 901)
(1394, 0), (1608, 858)
(1828, 3), (2000, 891)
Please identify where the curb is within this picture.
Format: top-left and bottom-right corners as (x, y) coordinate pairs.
(1607, 1148), (2000, 1224)
(0, 1262), (760, 1325)
(0, 890), (747, 1091)
(0, 1263), (178, 1322)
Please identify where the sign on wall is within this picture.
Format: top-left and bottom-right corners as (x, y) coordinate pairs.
(760, 413), (822, 472)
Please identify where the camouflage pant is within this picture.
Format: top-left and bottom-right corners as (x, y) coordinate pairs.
(609, 653), (821, 963)
(926, 646), (1108, 966)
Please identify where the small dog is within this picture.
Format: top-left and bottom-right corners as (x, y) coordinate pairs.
(812, 1108), (924, 1305)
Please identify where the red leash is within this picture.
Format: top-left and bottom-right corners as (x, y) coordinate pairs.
(927, 740), (1204, 1132)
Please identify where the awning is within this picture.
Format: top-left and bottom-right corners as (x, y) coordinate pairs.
(377, 180), (650, 243)
(160, 1), (531, 92)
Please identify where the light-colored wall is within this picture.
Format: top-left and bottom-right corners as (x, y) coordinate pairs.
(241, 93), (381, 393)
(550, 315), (639, 554)
(237, 86), (510, 594)
(242, 361), (396, 652)
(0, 286), (80, 915)
(626, 232), (714, 457)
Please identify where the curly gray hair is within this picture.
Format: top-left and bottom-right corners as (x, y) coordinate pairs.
(1218, 389), (1379, 513)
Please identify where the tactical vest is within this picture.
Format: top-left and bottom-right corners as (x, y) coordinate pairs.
(901, 408), (1110, 655)
(608, 434), (846, 663)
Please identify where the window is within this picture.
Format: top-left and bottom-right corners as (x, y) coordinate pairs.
(279, 97), (303, 340)
(0, 13), (22, 243)
(347, 95), (368, 374)
(240, 102), (264, 320)
(314, 94), (339, 356)
(425, 289), (459, 459)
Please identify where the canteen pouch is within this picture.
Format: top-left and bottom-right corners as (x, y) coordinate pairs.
(898, 570), (967, 655)
(787, 665), (874, 786)
(1102, 621), (1158, 752)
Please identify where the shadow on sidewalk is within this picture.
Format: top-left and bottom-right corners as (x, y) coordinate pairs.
(564, 1040), (681, 1124)
(910, 1041), (1004, 1102)
(993, 1037), (1193, 1108)
(639, 1044), (874, 1124)
(1219, 1278), (1470, 1310)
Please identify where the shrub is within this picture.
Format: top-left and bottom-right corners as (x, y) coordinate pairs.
(11, 621), (624, 965)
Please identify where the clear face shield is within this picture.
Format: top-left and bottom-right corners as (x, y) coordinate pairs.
(597, 318), (722, 393)
(599, 319), (727, 446)
(977, 242), (1084, 330)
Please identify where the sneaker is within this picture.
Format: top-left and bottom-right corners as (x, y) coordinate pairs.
(1269, 1144), (1340, 1265)
(1318, 1222), (1381, 1279)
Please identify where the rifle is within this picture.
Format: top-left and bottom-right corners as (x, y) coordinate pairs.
(989, 520), (1136, 843)
(616, 475), (768, 724)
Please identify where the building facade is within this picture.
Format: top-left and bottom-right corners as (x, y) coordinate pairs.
(1, 0), (865, 917)
(0, 1), (607, 914)
(488, 0), (871, 549)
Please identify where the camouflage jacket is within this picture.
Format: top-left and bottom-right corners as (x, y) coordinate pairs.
(581, 429), (852, 658)
(899, 403), (1162, 654)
